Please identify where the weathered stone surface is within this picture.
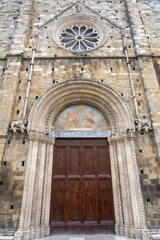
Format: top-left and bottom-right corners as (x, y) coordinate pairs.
(0, 0), (159, 238)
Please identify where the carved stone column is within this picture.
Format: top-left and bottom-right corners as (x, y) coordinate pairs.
(14, 131), (55, 240)
(108, 137), (124, 236)
(40, 137), (55, 238)
(108, 132), (149, 239)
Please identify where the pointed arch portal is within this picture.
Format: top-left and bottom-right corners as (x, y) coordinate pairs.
(14, 79), (148, 240)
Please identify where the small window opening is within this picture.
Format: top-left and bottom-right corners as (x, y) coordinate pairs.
(22, 161), (25, 166)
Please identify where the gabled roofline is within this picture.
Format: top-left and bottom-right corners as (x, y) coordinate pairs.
(38, 0), (122, 30)
(38, 1), (81, 29)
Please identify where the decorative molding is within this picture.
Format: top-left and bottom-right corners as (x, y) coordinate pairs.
(28, 79), (134, 135)
(130, 138), (147, 229)
(51, 130), (112, 138)
(108, 131), (135, 144)
(15, 79), (148, 240)
(111, 142), (124, 227)
(3, 55), (158, 61)
(18, 139), (34, 230)
(28, 130), (55, 145)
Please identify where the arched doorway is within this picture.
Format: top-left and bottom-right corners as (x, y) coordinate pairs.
(50, 104), (115, 234)
(14, 79), (148, 240)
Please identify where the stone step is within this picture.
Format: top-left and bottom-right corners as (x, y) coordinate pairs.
(151, 235), (160, 240)
(0, 237), (14, 240)
(35, 235), (135, 240)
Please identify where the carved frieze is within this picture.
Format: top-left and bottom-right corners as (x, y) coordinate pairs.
(28, 130), (55, 144)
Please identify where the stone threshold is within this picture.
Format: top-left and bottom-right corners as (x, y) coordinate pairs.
(35, 235), (135, 240)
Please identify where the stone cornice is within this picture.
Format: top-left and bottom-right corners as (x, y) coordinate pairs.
(1, 54), (160, 61)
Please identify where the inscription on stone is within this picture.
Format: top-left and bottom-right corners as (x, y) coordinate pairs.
(51, 130), (112, 138)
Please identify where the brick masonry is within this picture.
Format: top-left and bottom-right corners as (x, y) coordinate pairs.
(0, 0), (160, 236)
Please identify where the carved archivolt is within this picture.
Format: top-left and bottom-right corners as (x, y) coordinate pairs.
(15, 79), (148, 240)
(28, 79), (134, 135)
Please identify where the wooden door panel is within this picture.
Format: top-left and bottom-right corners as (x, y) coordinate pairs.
(68, 147), (81, 176)
(51, 179), (65, 222)
(98, 178), (113, 221)
(50, 138), (115, 234)
(67, 179), (81, 222)
(83, 178), (98, 222)
(96, 147), (110, 175)
(83, 147), (95, 175)
(53, 147), (67, 176)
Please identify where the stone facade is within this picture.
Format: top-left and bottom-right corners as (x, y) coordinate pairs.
(0, 0), (160, 239)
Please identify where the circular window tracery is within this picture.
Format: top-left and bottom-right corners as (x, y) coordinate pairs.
(60, 25), (99, 51)
(51, 14), (108, 53)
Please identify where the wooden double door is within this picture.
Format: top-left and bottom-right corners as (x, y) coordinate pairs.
(50, 138), (115, 234)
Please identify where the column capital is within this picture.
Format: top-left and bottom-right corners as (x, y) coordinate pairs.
(28, 130), (55, 144)
(108, 131), (136, 144)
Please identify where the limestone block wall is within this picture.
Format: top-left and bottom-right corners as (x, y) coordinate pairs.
(137, 0), (160, 56)
(0, 0), (160, 236)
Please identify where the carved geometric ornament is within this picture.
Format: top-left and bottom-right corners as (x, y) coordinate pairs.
(51, 14), (108, 52)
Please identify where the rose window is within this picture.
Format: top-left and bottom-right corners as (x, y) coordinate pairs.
(60, 26), (99, 51)
(51, 14), (108, 52)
